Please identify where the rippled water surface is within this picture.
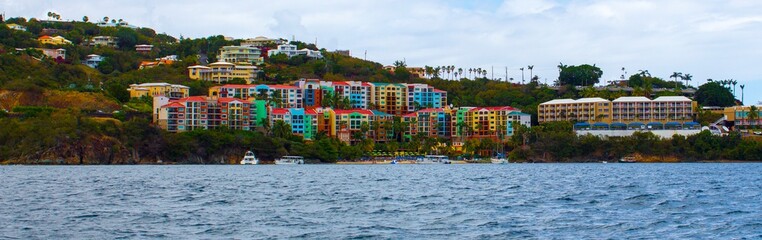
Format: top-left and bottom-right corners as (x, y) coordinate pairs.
(1, 164), (761, 239)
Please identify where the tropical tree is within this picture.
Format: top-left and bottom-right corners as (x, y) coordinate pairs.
(670, 72), (682, 89)
(520, 67), (525, 84)
(103, 16), (109, 23)
(82, 16), (89, 22)
(272, 120), (292, 138)
(557, 63), (603, 86)
(740, 84), (745, 104)
(528, 65), (534, 82)
(749, 105), (759, 130)
(682, 73), (693, 88)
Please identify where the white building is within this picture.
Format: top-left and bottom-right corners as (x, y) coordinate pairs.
(268, 44), (323, 59)
(218, 46), (263, 65)
(84, 54), (104, 68)
(88, 36), (118, 48)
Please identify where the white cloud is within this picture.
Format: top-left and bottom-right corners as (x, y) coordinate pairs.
(498, 0), (556, 16)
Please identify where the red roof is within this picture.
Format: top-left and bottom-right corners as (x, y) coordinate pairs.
(38, 35), (52, 40)
(433, 89), (446, 93)
(332, 81), (349, 86)
(402, 113), (417, 117)
(271, 108), (289, 115)
(178, 96), (207, 102)
(361, 82), (372, 87)
(334, 109), (373, 115)
(304, 109), (318, 115)
(161, 102), (185, 108)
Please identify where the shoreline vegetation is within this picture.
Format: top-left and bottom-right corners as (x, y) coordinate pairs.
(0, 16), (761, 164)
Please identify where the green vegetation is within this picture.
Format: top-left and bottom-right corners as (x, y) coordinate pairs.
(0, 15), (755, 164)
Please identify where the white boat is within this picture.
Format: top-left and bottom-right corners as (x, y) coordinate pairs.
(416, 155), (451, 164)
(240, 151), (259, 165)
(491, 157), (508, 164)
(619, 156), (637, 163)
(275, 156), (304, 165)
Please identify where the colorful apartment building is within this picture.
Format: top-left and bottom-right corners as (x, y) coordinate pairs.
(187, 62), (259, 84)
(157, 96), (254, 132)
(38, 35), (71, 45)
(128, 83), (190, 99)
(405, 83), (447, 112)
(463, 106), (525, 141)
(217, 46), (263, 65)
(370, 82), (407, 115)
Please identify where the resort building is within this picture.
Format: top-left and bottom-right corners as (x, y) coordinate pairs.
(157, 96), (254, 132)
(38, 35), (71, 45)
(96, 20), (137, 29)
(128, 83), (190, 99)
(217, 46), (263, 65)
(723, 105), (762, 130)
(405, 83), (447, 112)
(88, 36), (118, 48)
(84, 54), (104, 68)
(538, 98), (611, 123)
(383, 66), (428, 79)
(187, 62), (259, 84)
(241, 36), (286, 47)
(463, 106), (526, 141)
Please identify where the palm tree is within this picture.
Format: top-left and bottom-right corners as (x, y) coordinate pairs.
(272, 120), (291, 138)
(740, 84), (745, 104)
(520, 67), (525, 84)
(749, 105), (759, 130)
(82, 16), (89, 22)
(458, 68), (463, 80)
(731, 79), (737, 98)
(682, 73), (692, 88)
(527, 65), (534, 82)
(103, 16), (109, 23)
(670, 72), (682, 89)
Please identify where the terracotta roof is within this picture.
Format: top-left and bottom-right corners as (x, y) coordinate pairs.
(332, 81), (349, 86)
(269, 84), (298, 89)
(38, 35), (52, 40)
(433, 89), (446, 93)
(402, 113), (417, 117)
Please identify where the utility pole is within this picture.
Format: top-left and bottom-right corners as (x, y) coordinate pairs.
(505, 67), (508, 83)
(491, 66), (494, 80)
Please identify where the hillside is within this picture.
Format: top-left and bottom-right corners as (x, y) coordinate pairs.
(0, 15), (758, 164)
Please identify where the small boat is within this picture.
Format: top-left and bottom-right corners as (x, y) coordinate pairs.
(491, 157), (508, 164)
(416, 155), (450, 164)
(390, 159), (398, 164)
(240, 151), (259, 165)
(619, 156), (637, 163)
(275, 156), (304, 165)
(602, 161), (608, 164)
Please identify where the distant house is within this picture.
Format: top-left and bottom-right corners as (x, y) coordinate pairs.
(241, 36), (286, 47)
(84, 54), (104, 68)
(268, 44), (322, 58)
(139, 58), (174, 69)
(39, 48), (66, 60)
(88, 36), (118, 48)
(96, 20), (137, 29)
(332, 50), (350, 56)
(5, 23), (27, 31)
(135, 44), (153, 53)
(38, 35), (72, 45)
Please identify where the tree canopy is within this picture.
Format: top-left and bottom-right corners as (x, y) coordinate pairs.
(557, 63), (602, 86)
(694, 82), (735, 107)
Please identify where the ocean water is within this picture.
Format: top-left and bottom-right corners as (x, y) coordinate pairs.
(0, 164), (760, 239)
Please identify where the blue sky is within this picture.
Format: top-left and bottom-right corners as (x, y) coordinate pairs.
(3, 0), (761, 104)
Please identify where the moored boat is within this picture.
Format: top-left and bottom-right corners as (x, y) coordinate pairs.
(275, 156), (304, 165)
(491, 157), (508, 164)
(619, 156), (637, 163)
(416, 155), (450, 164)
(240, 151), (259, 165)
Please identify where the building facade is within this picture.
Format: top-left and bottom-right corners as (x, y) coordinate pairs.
(187, 62), (259, 83)
(128, 83), (190, 99)
(217, 46), (263, 65)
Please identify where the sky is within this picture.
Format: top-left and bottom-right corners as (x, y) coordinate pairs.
(2, 0), (761, 104)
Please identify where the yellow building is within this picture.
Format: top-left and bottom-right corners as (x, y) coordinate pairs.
(128, 83), (190, 99)
(723, 105), (762, 129)
(369, 82), (407, 115)
(187, 62), (259, 84)
(38, 35), (72, 45)
(538, 98), (612, 123)
(539, 96), (697, 125)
